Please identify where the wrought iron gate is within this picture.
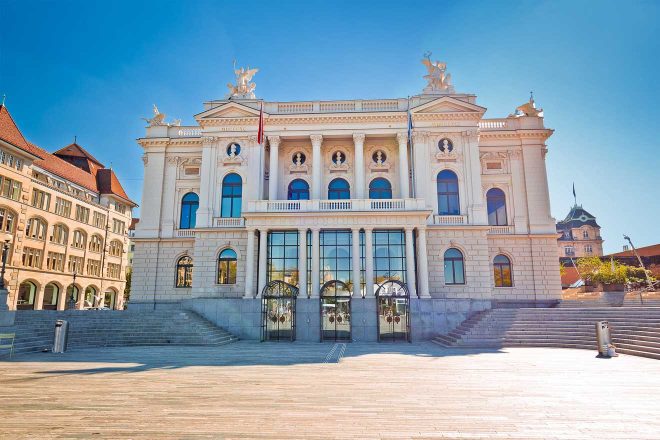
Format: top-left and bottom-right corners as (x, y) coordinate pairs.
(375, 279), (411, 342)
(261, 280), (298, 341)
(320, 280), (352, 342)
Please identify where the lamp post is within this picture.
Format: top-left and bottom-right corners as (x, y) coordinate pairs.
(624, 235), (654, 294)
(68, 272), (77, 310)
(0, 240), (9, 290)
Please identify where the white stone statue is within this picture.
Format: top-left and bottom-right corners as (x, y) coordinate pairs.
(295, 153), (302, 166)
(376, 151), (383, 165)
(142, 104), (181, 127)
(421, 51), (455, 94)
(226, 60), (259, 99)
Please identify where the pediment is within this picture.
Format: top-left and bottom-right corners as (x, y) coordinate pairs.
(195, 102), (263, 120)
(412, 96), (486, 115)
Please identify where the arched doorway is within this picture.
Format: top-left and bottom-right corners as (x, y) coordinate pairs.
(43, 283), (60, 310)
(104, 288), (117, 309)
(66, 285), (79, 309)
(375, 279), (411, 342)
(261, 281), (298, 342)
(84, 286), (97, 309)
(320, 280), (351, 342)
(17, 281), (37, 310)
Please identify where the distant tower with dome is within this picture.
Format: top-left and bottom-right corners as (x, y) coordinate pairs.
(556, 204), (604, 259)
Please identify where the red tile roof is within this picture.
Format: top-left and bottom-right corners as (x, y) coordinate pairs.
(608, 244), (660, 258)
(0, 104), (136, 206)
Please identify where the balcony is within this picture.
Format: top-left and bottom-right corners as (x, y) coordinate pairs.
(488, 225), (514, 235)
(430, 215), (468, 226)
(176, 229), (196, 238)
(213, 217), (245, 228)
(245, 198), (428, 214)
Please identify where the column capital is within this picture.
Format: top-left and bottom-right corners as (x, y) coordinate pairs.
(310, 226), (321, 232)
(363, 226), (374, 232)
(396, 132), (408, 145)
(267, 135), (281, 148)
(298, 227), (308, 233)
(404, 226), (415, 232)
(310, 134), (323, 146)
(412, 131), (429, 143)
(353, 133), (365, 144)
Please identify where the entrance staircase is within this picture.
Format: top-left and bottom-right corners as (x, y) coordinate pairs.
(0, 309), (237, 357)
(432, 307), (660, 360)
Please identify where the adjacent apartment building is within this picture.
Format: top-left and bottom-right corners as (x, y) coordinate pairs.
(131, 58), (561, 341)
(556, 204), (604, 259)
(0, 104), (136, 310)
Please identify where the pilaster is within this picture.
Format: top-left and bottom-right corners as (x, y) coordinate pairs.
(268, 135), (281, 200)
(353, 133), (365, 199)
(310, 134), (323, 199)
(396, 132), (410, 198)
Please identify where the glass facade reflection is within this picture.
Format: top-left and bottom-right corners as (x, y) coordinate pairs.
(373, 230), (406, 287)
(320, 230), (353, 288)
(267, 231), (299, 286)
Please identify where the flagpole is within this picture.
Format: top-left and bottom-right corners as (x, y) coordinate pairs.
(407, 96), (416, 198)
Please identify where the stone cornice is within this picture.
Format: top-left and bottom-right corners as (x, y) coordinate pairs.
(412, 112), (483, 121)
(479, 129), (554, 141)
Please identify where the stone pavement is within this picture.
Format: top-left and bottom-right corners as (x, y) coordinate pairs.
(1, 342), (659, 439)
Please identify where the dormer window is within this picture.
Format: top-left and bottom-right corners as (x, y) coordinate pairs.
(582, 230), (589, 239)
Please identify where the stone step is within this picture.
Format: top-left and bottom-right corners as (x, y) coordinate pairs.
(615, 345), (660, 360)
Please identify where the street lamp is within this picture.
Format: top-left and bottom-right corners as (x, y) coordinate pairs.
(0, 240), (9, 290)
(68, 272), (77, 310)
(623, 234), (655, 303)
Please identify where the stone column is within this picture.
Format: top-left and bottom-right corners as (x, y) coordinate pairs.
(56, 285), (67, 310)
(396, 132), (410, 198)
(353, 133), (365, 199)
(310, 228), (320, 298)
(509, 149), (529, 234)
(257, 229), (268, 297)
(364, 227), (375, 297)
(298, 228), (308, 298)
(268, 135), (281, 200)
(244, 229), (256, 298)
(412, 132), (429, 203)
(33, 285), (44, 310)
(162, 156), (179, 237)
(351, 228), (361, 298)
(197, 138), (218, 228)
(416, 227), (431, 298)
(137, 146), (166, 238)
(404, 227), (417, 297)
(310, 134), (323, 199)
(463, 130), (488, 225)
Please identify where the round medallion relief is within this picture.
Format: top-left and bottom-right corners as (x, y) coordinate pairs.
(372, 150), (387, 164)
(227, 142), (241, 157)
(438, 138), (453, 152)
(292, 152), (306, 165)
(332, 151), (346, 165)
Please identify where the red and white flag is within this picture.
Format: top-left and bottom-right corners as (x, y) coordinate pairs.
(257, 102), (264, 144)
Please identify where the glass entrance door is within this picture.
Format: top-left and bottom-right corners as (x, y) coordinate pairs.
(261, 281), (298, 341)
(320, 280), (351, 342)
(376, 279), (410, 342)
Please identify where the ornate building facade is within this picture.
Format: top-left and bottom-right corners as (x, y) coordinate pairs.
(0, 105), (135, 310)
(556, 204), (604, 258)
(131, 57), (561, 341)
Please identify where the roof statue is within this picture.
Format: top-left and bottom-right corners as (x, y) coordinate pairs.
(142, 104), (181, 127)
(511, 92), (544, 117)
(421, 51), (455, 94)
(226, 60), (259, 99)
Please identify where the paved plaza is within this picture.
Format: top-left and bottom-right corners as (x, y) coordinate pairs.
(1, 342), (659, 439)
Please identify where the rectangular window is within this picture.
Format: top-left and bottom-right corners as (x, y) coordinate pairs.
(55, 197), (72, 217)
(107, 263), (121, 279)
(0, 174), (22, 201)
(320, 230), (352, 287)
(92, 211), (106, 228)
(87, 259), (101, 277)
(564, 246), (575, 256)
(31, 188), (51, 210)
(115, 202), (126, 214)
(46, 252), (65, 271)
(112, 219), (126, 235)
(267, 231), (299, 286)
(372, 230), (406, 287)
(75, 205), (90, 223)
(22, 247), (43, 268)
(68, 255), (84, 274)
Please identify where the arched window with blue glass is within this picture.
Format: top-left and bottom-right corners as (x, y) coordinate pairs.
(287, 179), (310, 200)
(486, 188), (508, 226)
(369, 178), (392, 200)
(221, 173), (243, 218)
(179, 192), (199, 229)
(443, 248), (465, 285)
(437, 170), (460, 215)
(328, 178), (350, 200)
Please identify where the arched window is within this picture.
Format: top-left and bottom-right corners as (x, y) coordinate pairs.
(84, 286), (96, 308)
(221, 173), (242, 218)
(287, 179), (310, 200)
(43, 283), (59, 310)
(437, 170), (460, 215)
(493, 255), (513, 287)
(0, 207), (17, 233)
(486, 188), (508, 226)
(72, 230), (86, 249)
(66, 285), (79, 309)
(25, 217), (47, 240)
(89, 234), (103, 253)
(217, 249), (237, 284)
(104, 288), (117, 309)
(328, 178), (350, 200)
(50, 224), (69, 245)
(176, 256), (193, 288)
(369, 178), (392, 199)
(180, 192), (199, 229)
(443, 248), (465, 285)
(17, 281), (37, 310)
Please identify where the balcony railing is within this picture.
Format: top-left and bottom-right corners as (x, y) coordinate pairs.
(430, 215), (468, 226)
(213, 217), (245, 228)
(176, 229), (196, 237)
(488, 225), (514, 234)
(245, 198), (427, 214)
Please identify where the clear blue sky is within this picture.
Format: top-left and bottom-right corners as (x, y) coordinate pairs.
(2, 0), (658, 253)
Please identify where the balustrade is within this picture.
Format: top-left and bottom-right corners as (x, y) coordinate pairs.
(245, 198), (426, 214)
(488, 225), (514, 234)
